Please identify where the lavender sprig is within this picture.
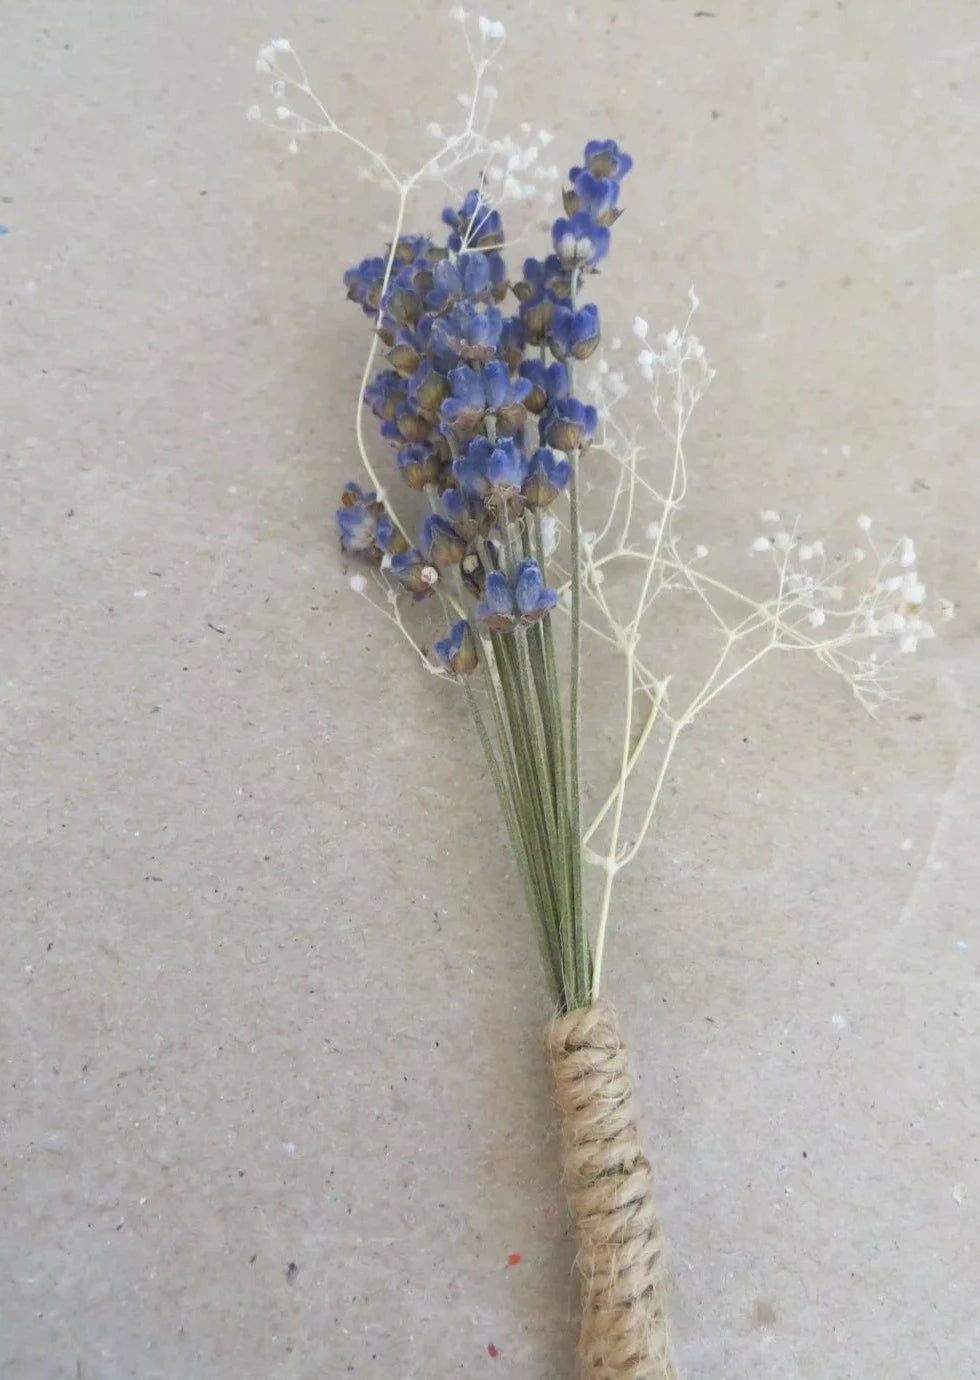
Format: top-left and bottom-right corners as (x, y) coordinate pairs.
(332, 142), (632, 1010)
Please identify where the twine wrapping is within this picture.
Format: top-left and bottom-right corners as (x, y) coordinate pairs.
(548, 1002), (676, 1380)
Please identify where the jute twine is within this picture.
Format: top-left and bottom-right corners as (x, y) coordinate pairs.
(547, 1002), (676, 1380)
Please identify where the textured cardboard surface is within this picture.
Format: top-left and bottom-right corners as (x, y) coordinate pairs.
(2, 2), (978, 1377)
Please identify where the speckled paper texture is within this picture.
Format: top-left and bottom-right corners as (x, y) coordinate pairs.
(2, 3), (977, 1377)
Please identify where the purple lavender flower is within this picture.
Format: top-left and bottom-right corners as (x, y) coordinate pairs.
(517, 286), (557, 344)
(522, 447), (572, 508)
(440, 364), (490, 443)
(336, 482), (380, 553)
(386, 328), (424, 377)
(427, 251), (505, 311)
(497, 314), (527, 371)
(563, 171), (622, 228)
(434, 619), (478, 675)
(385, 260), (432, 328)
(548, 304), (601, 362)
(381, 403), (432, 445)
(407, 361), (451, 420)
(396, 442), (441, 490)
(570, 138), (633, 182)
(514, 559), (558, 623)
(373, 513), (407, 555)
(474, 570), (517, 632)
(389, 547), (438, 597)
(364, 369), (407, 423)
(335, 482), (408, 562)
(343, 255), (387, 315)
(516, 255), (570, 301)
(442, 189), (505, 251)
(431, 300), (503, 363)
(421, 513), (468, 568)
(552, 210), (611, 270)
(442, 486), (488, 542)
(542, 397), (598, 453)
(483, 360), (531, 435)
(440, 363), (531, 443)
(518, 359), (569, 415)
(390, 233), (435, 265)
(453, 436), (528, 498)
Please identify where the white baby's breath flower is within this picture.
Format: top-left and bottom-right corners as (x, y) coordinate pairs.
(773, 531), (792, 552)
(808, 608), (826, 628)
(751, 536), (771, 553)
(539, 513), (559, 557)
(695, 544), (708, 559)
(632, 315), (649, 340)
(902, 574), (926, 606)
(899, 536), (916, 567)
(425, 121), (444, 138)
(538, 128), (554, 146)
(857, 513), (872, 532)
(246, 104), (261, 121)
(349, 574), (367, 594)
(450, 4), (468, 20)
(759, 509), (780, 523)
(646, 522), (661, 542)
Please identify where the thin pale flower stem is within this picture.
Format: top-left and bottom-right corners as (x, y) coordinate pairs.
(589, 625), (636, 1002)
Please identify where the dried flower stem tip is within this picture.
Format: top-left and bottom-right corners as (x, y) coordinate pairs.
(548, 1003), (675, 1379)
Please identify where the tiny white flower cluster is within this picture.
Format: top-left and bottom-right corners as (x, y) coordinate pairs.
(562, 290), (938, 726)
(250, 15), (556, 229)
(483, 127), (560, 206)
(630, 301), (715, 424)
(746, 515), (937, 680)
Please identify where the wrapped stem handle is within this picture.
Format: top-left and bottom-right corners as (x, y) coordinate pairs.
(548, 1002), (676, 1379)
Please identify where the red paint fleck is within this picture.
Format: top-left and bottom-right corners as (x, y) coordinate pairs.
(487, 1342), (499, 1359)
(507, 1252), (522, 1267)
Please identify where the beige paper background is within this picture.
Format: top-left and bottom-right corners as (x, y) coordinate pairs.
(2, 2), (977, 1376)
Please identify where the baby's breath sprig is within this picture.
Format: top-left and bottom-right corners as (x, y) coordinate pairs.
(252, 15), (940, 1378)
